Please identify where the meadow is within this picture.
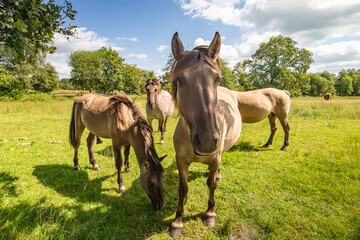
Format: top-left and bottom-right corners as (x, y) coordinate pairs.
(0, 95), (359, 239)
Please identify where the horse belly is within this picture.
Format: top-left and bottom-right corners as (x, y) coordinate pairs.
(81, 113), (112, 138)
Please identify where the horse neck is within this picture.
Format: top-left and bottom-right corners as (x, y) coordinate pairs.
(129, 120), (156, 168)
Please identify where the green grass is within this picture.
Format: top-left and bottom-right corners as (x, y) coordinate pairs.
(0, 96), (359, 239)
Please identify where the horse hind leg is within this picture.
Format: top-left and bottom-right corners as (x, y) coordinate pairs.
(123, 145), (131, 172)
(279, 117), (290, 151)
(159, 117), (165, 144)
(87, 132), (100, 171)
(70, 116), (85, 171)
(262, 113), (277, 148)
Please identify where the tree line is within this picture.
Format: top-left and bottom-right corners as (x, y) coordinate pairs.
(1, 1), (359, 99)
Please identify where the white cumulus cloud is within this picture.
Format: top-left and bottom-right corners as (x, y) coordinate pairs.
(178, 0), (360, 73)
(157, 45), (168, 52)
(46, 27), (125, 79)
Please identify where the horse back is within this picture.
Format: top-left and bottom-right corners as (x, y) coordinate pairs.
(75, 93), (136, 139)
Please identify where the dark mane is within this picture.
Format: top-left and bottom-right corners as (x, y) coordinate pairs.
(170, 46), (221, 106)
(109, 93), (164, 175)
(146, 78), (162, 92)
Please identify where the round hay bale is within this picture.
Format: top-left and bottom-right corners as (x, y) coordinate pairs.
(324, 93), (333, 101)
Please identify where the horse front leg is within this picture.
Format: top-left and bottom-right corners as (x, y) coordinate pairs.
(203, 161), (219, 228)
(170, 160), (189, 237)
(123, 145), (131, 172)
(262, 113), (277, 148)
(87, 132), (100, 171)
(113, 145), (126, 193)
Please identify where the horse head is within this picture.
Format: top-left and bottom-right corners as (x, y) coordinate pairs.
(171, 32), (222, 156)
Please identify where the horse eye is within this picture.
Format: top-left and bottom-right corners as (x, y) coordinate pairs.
(215, 78), (221, 83)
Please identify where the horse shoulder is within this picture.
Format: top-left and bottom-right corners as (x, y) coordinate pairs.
(217, 89), (242, 152)
(116, 103), (136, 131)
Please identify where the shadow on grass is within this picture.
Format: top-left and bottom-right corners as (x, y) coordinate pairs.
(0, 172), (19, 198)
(96, 145), (114, 158)
(228, 141), (272, 152)
(0, 163), (179, 239)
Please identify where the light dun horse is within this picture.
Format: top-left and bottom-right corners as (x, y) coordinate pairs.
(169, 32), (242, 236)
(232, 88), (291, 150)
(145, 78), (174, 144)
(69, 93), (166, 209)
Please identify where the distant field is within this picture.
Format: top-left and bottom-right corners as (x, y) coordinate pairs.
(0, 96), (359, 239)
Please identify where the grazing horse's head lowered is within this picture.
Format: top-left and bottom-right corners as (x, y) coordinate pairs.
(171, 32), (222, 155)
(145, 79), (161, 109)
(136, 118), (166, 209)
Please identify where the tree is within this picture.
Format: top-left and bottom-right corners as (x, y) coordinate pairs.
(30, 62), (59, 93)
(219, 58), (240, 90)
(0, 67), (26, 98)
(122, 63), (145, 95)
(69, 50), (102, 91)
(244, 35), (313, 96)
(346, 69), (360, 96)
(309, 72), (335, 96)
(335, 70), (353, 96)
(233, 61), (253, 91)
(0, 0), (77, 64)
(97, 47), (124, 94)
(59, 78), (73, 90)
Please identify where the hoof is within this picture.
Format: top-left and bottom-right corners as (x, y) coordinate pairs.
(119, 186), (126, 193)
(74, 165), (80, 171)
(125, 168), (131, 173)
(280, 147), (286, 151)
(203, 215), (216, 228)
(216, 175), (222, 182)
(93, 165), (100, 171)
(204, 170), (210, 177)
(261, 143), (270, 148)
(160, 140), (165, 145)
(169, 226), (183, 237)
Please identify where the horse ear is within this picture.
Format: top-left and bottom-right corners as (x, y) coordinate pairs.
(142, 160), (150, 169)
(208, 32), (221, 60)
(159, 155), (167, 162)
(172, 32), (184, 61)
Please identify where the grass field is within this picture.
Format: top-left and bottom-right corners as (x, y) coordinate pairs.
(0, 95), (359, 239)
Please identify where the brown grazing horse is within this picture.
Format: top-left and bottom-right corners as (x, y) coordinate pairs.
(324, 93), (333, 100)
(145, 78), (174, 144)
(232, 88), (291, 150)
(69, 93), (166, 209)
(169, 32), (242, 236)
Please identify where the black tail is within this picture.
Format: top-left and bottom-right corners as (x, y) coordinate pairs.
(69, 101), (77, 147)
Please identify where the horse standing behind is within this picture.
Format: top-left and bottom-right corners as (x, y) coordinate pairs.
(169, 32), (242, 236)
(145, 78), (174, 144)
(231, 88), (291, 150)
(69, 93), (166, 209)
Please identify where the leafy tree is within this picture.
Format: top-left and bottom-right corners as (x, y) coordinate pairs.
(59, 78), (73, 90)
(0, 67), (26, 98)
(160, 53), (174, 91)
(244, 35), (313, 96)
(346, 69), (360, 96)
(122, 63), (145, 94)
(233, 61), (253, 91)
(0, 0), (77, 64)
(219, 58), (240, 90)
(309, 72), (335, 96)
(97, 47), (124, 94)
(30, 63), (59, 92)
(335, 70), (353, 96)
(69, 50), (102, 91)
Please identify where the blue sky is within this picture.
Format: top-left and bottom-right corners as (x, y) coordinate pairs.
(48, 0), (360, 79)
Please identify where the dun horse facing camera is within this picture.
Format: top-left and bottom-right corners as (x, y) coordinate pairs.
(169, 32), (242, 236)
(69, 93), (166, 209)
